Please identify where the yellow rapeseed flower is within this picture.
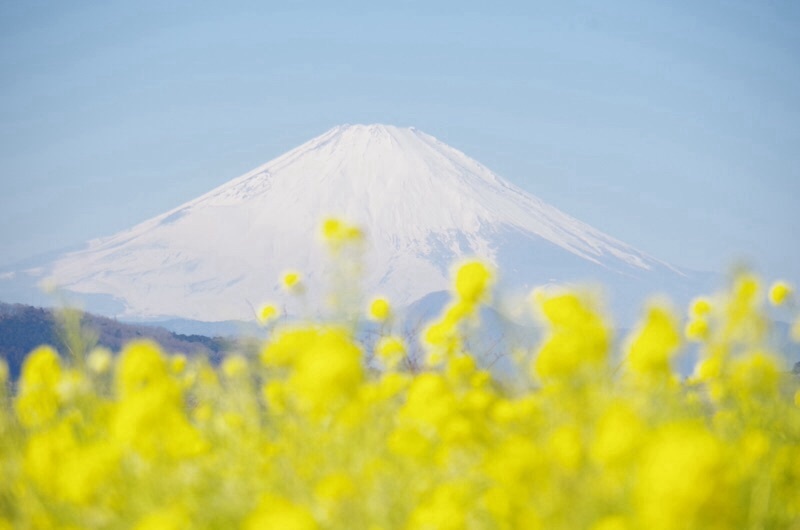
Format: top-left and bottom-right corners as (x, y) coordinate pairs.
(685, 317), (709, 342)
(636, 422), (732, 530)
(114, 340), (169, 398)
(169, 354), (187, 374)
(282, 270), (303, 292)
(531, 290), (609, 381)
(314, 472), (355, 503)
(689, 297), (712, 318)
(376, 336), (405, 369)
(133, 506), (190, 530)
(263, 326), (363, 415)
(591, 517), (629, 530)
(548, 425), (583, 472)
(728, 351), (781, 399)
(222, 354), (248, 378)
(368, 297), (391, 322)
(257, 303), (280, 325)
(15, 345), (62, 428)
(768, 280), (792, 306)
(321, 217), (363, 250)
(591, 402), (644, 467)
(244, 494), (318, 530)
(407, 482), (470, 530)
(626, 304), (681, 379)
(3, 245), (800, 530)
(454, 260), (493, 305)
(262, 380), (287, 414)
(86, 347), (112, 374)
(112, 341), (206, 459)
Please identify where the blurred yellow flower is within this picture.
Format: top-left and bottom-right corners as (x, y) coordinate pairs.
(376, 336), (405, 369)
(87, 347), (113, 374)
(282, 270), (303, 292)
(221, 354), (248, 378)
(257, 303), (280, 324)
(321, 217), (363, 250)
(689, 297), (712, 318)
(368, 297), (391, 321)
(454, 260), (493, 305)
(769, 280), (793, 306)
(626, 304), (681, 379)
(685, 317), (709, 342)
(15, 345), (62, 428)
(2, 230), (799, 530)
(244, 494), (318, 530)
(531, 290), (609, 380)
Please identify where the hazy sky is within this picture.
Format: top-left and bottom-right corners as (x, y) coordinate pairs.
(1, 0), (798, 282)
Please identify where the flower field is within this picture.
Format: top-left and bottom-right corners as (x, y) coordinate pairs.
(1, 223), (799, 529)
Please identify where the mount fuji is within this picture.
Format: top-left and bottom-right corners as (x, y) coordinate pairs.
(37, 124), (688, 323)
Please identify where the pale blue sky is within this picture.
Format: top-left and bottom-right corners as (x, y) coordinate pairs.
(1, 1), (798, 281)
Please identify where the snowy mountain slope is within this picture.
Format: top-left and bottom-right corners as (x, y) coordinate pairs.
(43, 124), (684, 322)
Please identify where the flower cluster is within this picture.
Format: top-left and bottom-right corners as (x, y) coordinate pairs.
(1, 237), (799, 529)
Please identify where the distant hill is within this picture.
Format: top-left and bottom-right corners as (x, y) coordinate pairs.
(0, 301), (230, 379)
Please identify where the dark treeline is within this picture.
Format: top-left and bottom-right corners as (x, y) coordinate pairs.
(0, 302), (229, 379)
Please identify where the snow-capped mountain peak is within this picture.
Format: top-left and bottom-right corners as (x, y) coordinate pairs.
(44, 124), (678, 321)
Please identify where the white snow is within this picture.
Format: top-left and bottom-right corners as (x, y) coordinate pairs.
(45, 124), (676, 321)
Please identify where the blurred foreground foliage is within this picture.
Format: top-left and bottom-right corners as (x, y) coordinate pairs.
(1, 221), (799, 529)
